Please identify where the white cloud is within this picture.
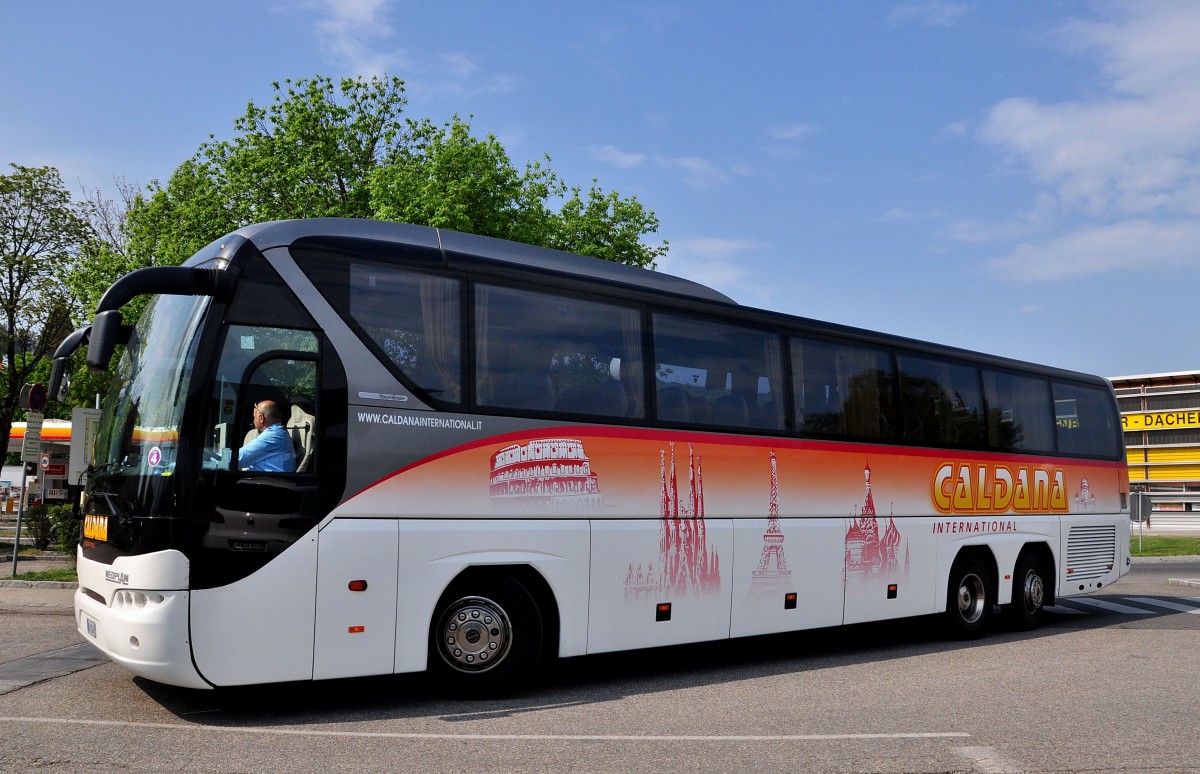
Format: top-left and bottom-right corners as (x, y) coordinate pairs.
(592, 144), (647, 169)
(970, 3), (1200, 281)
(988, 219), (1200, 281)
(882, 207), (943, 222)
(309, 2), (515, 97)
(767, 123), (815, 142)
(313, 0), (402, 75)
(658, 237), (772, 302)
(938, 120), (970, 139)
(888, 2), (970, 28)
(763, 123), (816, 160)
(979, 3), (1200, 218)
(655, 155), (731, 189)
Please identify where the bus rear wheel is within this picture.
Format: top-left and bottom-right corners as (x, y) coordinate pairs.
(430, 574), (543, 696)
(945, 555), (991, 639)
(1005, 552), (1047, 631)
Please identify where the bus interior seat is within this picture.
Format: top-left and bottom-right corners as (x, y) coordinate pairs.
(712, 394), (749, 427)
(491, 373), (555, 411)
(555, 380), (628, 417)
(656, 386), (692, 422)
(287, 403), (316, 473)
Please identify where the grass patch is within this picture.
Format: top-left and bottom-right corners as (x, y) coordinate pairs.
(13, 566), (77, 583)
(0, 542), (41, 557)
(1130, 535), (1200, 557)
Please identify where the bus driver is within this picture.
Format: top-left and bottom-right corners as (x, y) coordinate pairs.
(239, 400), (297, 472)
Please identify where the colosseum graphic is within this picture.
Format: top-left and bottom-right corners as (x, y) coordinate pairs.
(488, 438), (603, 513)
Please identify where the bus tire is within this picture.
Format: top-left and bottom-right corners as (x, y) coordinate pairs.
(430, 574), (543, 696)
(945, 554), (991, 639)
(1004, 552), (1047, 631)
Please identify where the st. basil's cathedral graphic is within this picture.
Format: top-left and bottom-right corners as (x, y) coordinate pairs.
(845, 465), (909, 580)
(625, 442), (722, 598)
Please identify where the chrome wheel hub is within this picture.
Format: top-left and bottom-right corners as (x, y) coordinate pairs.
(438, 596), (512, 673)
(957, 573), (986, 624)
(1022, 570), (1045, 613)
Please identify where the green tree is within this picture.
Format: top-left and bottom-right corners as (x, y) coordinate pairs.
(0, 164), (88, 450)
(125, 75), (666, 270)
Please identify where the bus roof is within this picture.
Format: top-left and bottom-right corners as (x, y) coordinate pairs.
(233, 218), (736, 305)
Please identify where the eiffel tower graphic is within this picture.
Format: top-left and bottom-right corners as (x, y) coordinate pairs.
(750, 450), (791, 595)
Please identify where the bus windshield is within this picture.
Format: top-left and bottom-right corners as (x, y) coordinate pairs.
(92, 293), (211, 477)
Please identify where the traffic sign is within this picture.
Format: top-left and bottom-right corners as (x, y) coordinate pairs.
(20, 411), (43, 464)
(20, 383), (47, 412)
(69, 407), (103, 484)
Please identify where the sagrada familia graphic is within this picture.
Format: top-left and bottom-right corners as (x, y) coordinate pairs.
(749, 451), (792, 595)
(625, 442), (721, 598)
(845, 465), (909, 579)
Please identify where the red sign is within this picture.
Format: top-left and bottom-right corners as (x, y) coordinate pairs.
(46, 464), (67, 477)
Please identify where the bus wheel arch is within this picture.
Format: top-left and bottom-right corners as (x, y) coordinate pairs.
(428, 565), (557, 695)
(1004, 543), (1054, 631)
(944, 547), (997, 639)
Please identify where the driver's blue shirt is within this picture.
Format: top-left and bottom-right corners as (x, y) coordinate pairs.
(239, 423), (296, 472)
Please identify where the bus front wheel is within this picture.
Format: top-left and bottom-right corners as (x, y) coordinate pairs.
(430, 574), (543, 695)
(945, 555), (991, 639)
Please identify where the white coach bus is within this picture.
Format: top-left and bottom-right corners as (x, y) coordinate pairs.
(54, 219), (1129, 693)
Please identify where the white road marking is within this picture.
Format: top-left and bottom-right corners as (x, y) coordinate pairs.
(0, 717), (968, 742)
(1066, 597), (1155, 615)
(1043, 604), (1085, 615)
(953, 745), (1023, 773)
(1123, 597), (1200, 614)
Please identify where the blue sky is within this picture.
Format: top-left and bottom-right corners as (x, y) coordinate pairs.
(3, 1), (1198, 378)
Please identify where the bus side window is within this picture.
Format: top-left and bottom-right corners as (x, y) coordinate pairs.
(653, 313), (784, 431)
(1054, 381), (1121, 458)
(897, 354), (986, 447)
(792, 337), (895, 440)
(204, 325), (319, 474)
(475, 284), (644, 420)
(349, 265), (463, 405)
(982, 370), (1054, 453)
(242, 357), (319, 474)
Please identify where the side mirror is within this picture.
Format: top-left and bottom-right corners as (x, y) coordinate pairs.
(49, 358), (70, 401)
(85, 310), (123, 371)
(49, 326), (91, 399)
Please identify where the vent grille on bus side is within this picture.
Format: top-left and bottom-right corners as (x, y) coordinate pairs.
(1066, 525), (1117, 580)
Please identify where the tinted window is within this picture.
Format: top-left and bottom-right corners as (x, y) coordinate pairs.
(654, 314), (784, 430)
(475, 285), (643, 419)
(982, 370), (1054, 453)
(791, 338), (895, 439)
(296, 253), (463, 406)
(203, 325), (320, 474)
(1054, 381), (1122, 458)
(347, 264), (462, 404)
(897, 354), (986, 447)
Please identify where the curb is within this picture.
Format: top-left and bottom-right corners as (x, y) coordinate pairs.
(0, 580), (76, 589)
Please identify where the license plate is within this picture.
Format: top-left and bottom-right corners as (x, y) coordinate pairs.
(84, 614), (98, 639)
(83, 514), (108, 541)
